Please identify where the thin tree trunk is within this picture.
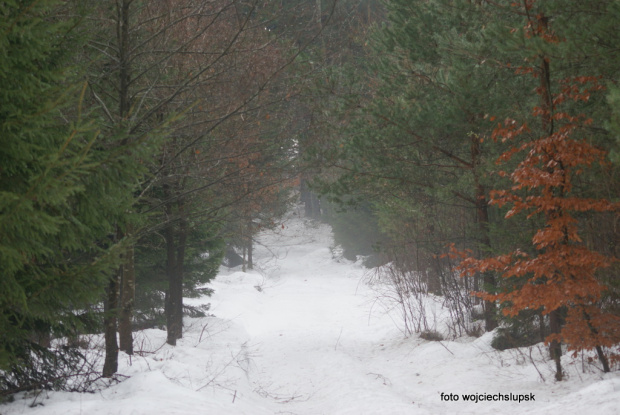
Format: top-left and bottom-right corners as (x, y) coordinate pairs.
(115, 0), (134, 355)
(583, 309), (611, 373)
(117, 0), (131, 121)
(471, 134), (497, 331)
(477, 203), (497, 331)
(118, 235), (135, 355)
(173, 197), (188, 339)
(102, 273), (120, 377)
(537, 15), (564, 381)
(595, 345), (611, 373)
(164, 217), (180, 345)
(165, 191), (187, 345)
(163, 181), (181, 346)
(549, 308), (563, 381)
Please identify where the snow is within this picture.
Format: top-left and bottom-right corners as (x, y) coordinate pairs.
(3, 210), (619, 415)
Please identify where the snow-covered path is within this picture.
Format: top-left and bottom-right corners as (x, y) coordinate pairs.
(3, 212), (619, 415)
(209, 216), (419, 414)
(207, 214), (620, 415)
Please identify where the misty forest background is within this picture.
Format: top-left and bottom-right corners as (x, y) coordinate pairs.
(1, 0), (619, 395)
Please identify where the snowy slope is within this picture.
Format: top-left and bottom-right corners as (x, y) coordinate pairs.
(3, 211), (619, 415)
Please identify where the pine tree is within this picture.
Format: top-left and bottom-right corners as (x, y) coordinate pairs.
(313, 0), (524, 331)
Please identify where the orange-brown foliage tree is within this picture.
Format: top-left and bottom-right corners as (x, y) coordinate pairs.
(455, 73), (620, 380)
(448, 0), (620, 382)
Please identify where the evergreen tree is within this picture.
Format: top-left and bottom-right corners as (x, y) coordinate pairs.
(314, 0), (620, 342)
(314, 0), (523, 331)
(0, 0), (152, 392)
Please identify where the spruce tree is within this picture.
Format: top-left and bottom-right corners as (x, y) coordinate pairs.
(0, 0), (153, 392)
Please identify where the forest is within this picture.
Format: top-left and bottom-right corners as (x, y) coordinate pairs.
(1, 0), (619, 399)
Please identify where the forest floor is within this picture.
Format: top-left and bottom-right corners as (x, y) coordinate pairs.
(3, 209), (619, 415)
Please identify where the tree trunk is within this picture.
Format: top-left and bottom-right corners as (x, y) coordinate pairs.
(165, 193), (187, 346)
(595, 345), (611, 373)
(174, 197), (187, 339)
(537, 17), (564, 381)
(102, 273), (120, 377)
(118, 0), (131, 121)
(549, 308), (563, 381)
(164, 218), (181, 345)
(583, 309), (611, 373)
(163, 182), (179, 345)
(115, 0), (134, 355)
(164, 220), (180, 345)
(118, 237), (135, 355)
(300, 178), (312, 217)
(471, 134), (497, 331)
